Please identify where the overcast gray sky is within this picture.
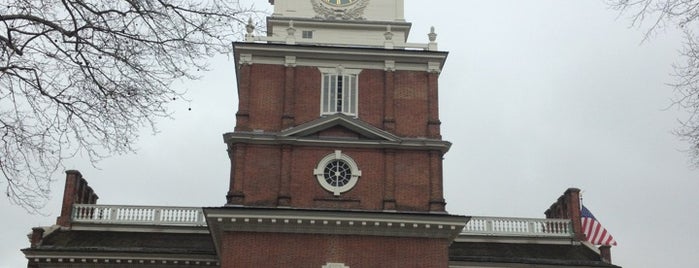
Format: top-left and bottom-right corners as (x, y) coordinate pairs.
(2, 1), (697, 267)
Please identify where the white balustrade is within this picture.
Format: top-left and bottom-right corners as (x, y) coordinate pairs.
(72, 204), (206, 226)
(462, 216), (573, 237)
(72, 204), (573, 237)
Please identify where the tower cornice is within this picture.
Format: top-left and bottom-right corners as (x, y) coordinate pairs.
(233, 42), (448, 73)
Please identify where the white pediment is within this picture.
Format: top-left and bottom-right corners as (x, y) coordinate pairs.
(281, 114), (400, 142)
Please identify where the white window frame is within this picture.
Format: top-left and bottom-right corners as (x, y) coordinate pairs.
(313, 150), (362, 196)
(319, 67), (361, 117)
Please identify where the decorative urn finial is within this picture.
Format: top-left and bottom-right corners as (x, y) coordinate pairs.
(428, 26), (437, 42)
(246, 18), (255, 35)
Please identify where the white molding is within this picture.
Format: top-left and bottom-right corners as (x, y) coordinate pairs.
(280, 113), (401, 142)
(285, 55), (297, 67)
(204, 207), (467, 261)
(224, 131), (452, 154)
(313, 150), (362, 196)
(233, 42), (448, 72)
(428, 61), (441, 73)
(384, 60), (396, 71)
(323, 263), (350, 268)
(204, 207), (466, 247)
(318, 66), (362, 75)
(239, 53), (253, 65)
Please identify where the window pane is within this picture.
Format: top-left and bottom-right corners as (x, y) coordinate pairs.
(329, 75), (337, 113)
(322, 74), (330, 114)
(341, 75), (349, 114)
(337, 76), (344, 113)
(302, 31), (313, 39)
(340, 75), (345, 114)
(349, 75), (357, 115)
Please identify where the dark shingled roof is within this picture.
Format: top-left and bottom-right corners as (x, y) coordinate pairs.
(449, 242), (621, 267)
(33, 229), (216, 255)
(28, 229), (621, 267)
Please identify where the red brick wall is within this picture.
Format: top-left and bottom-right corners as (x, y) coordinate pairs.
(357, 69), (385, 128)
(294, 66), (323, 125)
(394, 71), (429, 137)
(236, 64), (436, 137)
(220, 232), (449, 268)
(394, 151), (432, 211)
(239, 145), (282, 206)
(248, 64), (285, 131)
(230, 145), (437, 212)
(289, 147), (385, 211)
(230, 63), (444, 212)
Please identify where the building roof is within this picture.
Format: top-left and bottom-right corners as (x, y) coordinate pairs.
(23, 228), (219, 267)
(449, 242), (621, 268)
(26, 228), (619, 268)
(31, 230), (215, 254)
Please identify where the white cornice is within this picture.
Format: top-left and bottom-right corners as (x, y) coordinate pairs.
(204, 207), (467, 259)
(233, 42), (447, 73)
(223, 132), (451, 154)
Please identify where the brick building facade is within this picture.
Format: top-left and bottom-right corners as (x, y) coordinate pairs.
(22, 1), (621, 267)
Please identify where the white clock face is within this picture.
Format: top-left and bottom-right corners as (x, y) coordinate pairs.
(322, 0), (357, 7)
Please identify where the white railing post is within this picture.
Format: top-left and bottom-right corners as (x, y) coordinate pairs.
(110, 207), (117, 222)
(154, 208), (161, 224)
(198, 209), (205, 225)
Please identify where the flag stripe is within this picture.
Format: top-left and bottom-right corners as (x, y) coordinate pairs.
(581, 205), (617, 246)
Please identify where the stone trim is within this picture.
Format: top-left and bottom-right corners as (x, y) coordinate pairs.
(313, 150), (362, 196)
(323, 263), (350, 268)
(280, 113), (401, 141)
(204, 207), (467, 258)
(233, 42), (448, 73)
(224, 132), (452, 154)
(22, 251), (218, 267)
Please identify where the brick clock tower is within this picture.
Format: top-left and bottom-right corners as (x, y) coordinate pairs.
(204, 0), (467, 267)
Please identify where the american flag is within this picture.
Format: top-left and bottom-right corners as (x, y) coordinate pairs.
(581, 205), (617, 246)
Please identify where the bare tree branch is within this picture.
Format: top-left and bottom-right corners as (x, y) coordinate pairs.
(608, 0), (699, 166)
(0, 0), (261, 212)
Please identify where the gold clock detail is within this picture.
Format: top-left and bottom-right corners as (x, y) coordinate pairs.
(322, 0), (357, 7)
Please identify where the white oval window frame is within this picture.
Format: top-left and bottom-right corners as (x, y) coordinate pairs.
(313, 150), (362, 196)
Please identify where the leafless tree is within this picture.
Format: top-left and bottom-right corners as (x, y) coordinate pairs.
(608, 0), (699, 165)
(0, 0), (257, 212)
